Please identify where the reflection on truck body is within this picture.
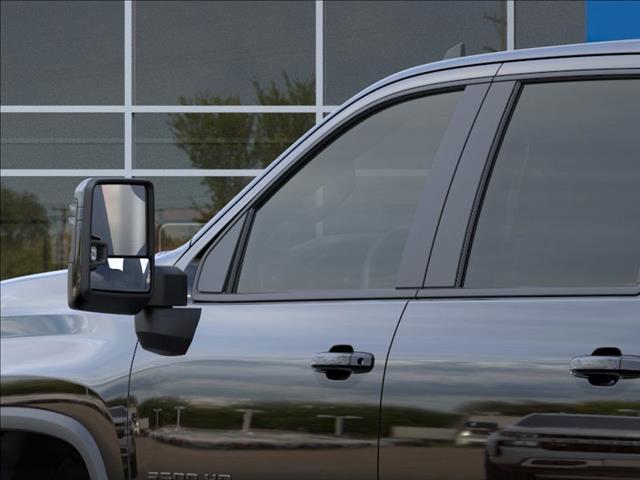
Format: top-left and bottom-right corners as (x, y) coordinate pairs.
(486, 413), (640, 479)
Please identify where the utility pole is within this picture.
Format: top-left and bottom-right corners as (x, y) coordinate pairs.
(174, 406), (186, 429)
(153, 408), (162, 429)
(235, 409), (263, 432)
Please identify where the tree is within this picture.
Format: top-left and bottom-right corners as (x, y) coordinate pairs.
(1, 184), (50, 280)
(169, 73), (315, 221)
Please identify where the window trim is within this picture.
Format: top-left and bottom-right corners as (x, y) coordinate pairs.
(416, 285), (640, 299)
(423, 80), (519, 287)
(191, 78), (493, 303)
(194, 288), (419, 303)
(424, 69), (640, 297)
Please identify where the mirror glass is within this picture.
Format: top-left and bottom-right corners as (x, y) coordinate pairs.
(91, 184), (147, 256)
(90, 184), (151, 292)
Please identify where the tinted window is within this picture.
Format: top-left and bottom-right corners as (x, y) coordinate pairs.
(1, 177), (97, 280)
(324, 1), (505, 104)
(1, 1), (123, 104)
(465, 80), (640, 288)
(237, 91), (463, 292)
(135, 1), (314, 105)
(135, 113), (314, 169)
(148, 176), (253, 251)
(1, 114), (123, 169)
(198, 216), (244, 293)
(515, 0), (584, 49)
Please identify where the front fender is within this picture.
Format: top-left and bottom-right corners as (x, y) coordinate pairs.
(1, 406), (109, 480)
(1, 377), (128, 480)
(1, 270), (139, 480)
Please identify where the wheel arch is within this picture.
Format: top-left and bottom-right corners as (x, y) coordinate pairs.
(1, 406), (108, 480)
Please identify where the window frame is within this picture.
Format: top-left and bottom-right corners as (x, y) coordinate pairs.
(420, 64), (640, 299)
(189, 75), (495, 303)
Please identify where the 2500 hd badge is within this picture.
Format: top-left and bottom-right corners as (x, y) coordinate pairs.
(147, 473), (231, 480)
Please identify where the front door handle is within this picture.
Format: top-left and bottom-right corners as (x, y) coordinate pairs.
(311, 351), (374, 373)
(570, 347), (640, 386)
(311, 345), (374, 380)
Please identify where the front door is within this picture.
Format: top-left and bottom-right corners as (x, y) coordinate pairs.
(380, 76), (640, 479)
(131, 300), (405, 480)
(129, 85), (474, 479)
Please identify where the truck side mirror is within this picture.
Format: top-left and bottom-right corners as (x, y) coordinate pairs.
(68, 178), (155, 314)
(68, 178), (201, 356)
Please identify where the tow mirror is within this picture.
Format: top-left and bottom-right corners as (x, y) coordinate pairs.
(68, 178), (155, 314)
(68, 178), (201, 356)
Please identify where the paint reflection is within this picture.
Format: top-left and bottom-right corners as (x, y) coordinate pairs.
(379, 298), (640, 479)
(486, 412), (640, 478)
(131, 398), (380, 480)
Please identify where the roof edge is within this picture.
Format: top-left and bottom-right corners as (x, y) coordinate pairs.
(358, 40), (640, 101)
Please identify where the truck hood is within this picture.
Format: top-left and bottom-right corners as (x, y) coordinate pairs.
(0, 246), (185, 387)
(1, 270), (75, 337)
(0, 269), (138, 396)
(0, 244), (186, 338)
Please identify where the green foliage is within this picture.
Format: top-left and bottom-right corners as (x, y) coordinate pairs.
(1, 184), (50, 280)
(252, 73), (315, 106)
(137, 396), (640, 439)
(137, 397), (461, 438)
(168, 74), (315, 221)
(138, 398), (381, 437)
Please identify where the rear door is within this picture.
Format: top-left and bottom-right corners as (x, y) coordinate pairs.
(380, 61), (640, 479)
(129, 70), (493, 480)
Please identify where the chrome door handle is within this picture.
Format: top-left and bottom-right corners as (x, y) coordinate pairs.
(570, 347), (640, 386)
(311, 347), (374, 375)
(311, 351), (374, 373)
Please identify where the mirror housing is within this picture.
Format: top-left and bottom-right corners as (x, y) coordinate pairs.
(67, 178), (155, 314)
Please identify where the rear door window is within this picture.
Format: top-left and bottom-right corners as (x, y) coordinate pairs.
(464, 79), (640, 288)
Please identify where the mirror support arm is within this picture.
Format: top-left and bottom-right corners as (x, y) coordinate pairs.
(146, 266), (188, 307)
(134, 266), (201, 356)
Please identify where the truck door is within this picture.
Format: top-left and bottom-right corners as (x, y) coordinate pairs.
(380, 74), (640, 479)
(128, 80), (487, 479)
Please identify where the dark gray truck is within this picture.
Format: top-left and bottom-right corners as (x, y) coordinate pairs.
(2, 40), (639, 480)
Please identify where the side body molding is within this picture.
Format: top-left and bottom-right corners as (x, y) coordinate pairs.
(1, 406), (109, 480)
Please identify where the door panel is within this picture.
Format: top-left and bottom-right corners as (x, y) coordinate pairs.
(380, 297), (640, 480)
(130, 300), (407, 480)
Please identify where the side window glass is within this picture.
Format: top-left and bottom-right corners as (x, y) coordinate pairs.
(465, 79), (640, 288)
(237, 91), (463, 292)
(197, 215), (244, 293)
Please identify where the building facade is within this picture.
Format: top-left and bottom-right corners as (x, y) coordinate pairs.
(1, 0), (639, 279)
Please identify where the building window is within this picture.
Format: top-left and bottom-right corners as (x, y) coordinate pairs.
(515, 0), (585, 49)
(1, 1), (123, 105)
(134, 1), (315, 105)
(6, 1), (636, 280)
(324, 0), (506, 104)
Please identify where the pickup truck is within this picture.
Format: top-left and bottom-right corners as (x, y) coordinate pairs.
(2, 40), (639, 480)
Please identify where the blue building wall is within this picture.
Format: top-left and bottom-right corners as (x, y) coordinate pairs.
(587, 0), (640, 41)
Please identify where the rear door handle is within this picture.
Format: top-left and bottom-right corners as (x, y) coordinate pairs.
(570, 347), (640, 386)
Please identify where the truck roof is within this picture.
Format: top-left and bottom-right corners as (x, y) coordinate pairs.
(361, 39), (640, 98)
